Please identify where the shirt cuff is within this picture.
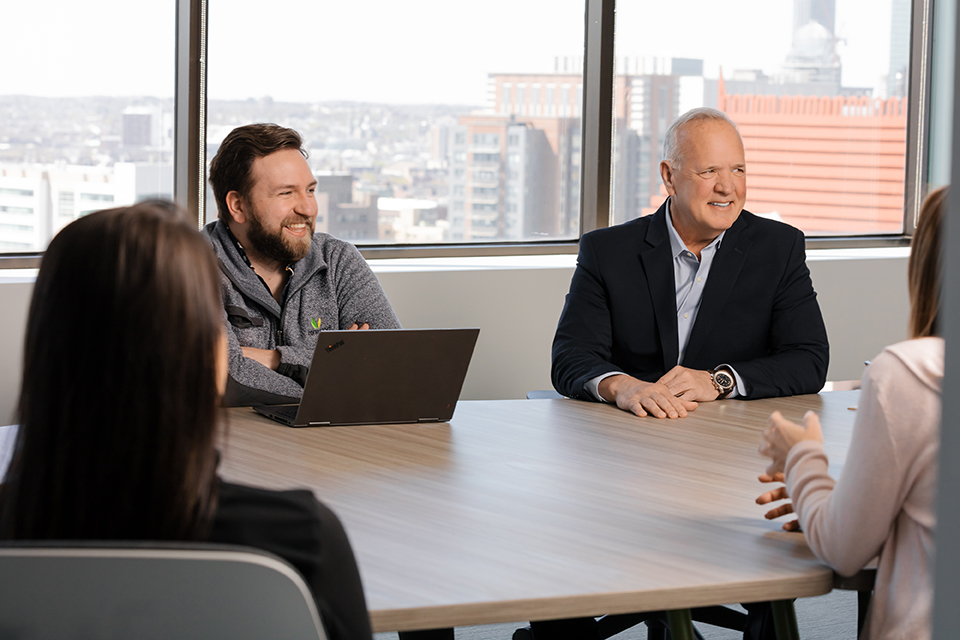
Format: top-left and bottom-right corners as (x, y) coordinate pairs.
(585, 371), (626, 402)
(716, 364), (746, 398)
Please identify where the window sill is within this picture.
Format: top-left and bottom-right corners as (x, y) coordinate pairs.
(0, 246), (910, 284)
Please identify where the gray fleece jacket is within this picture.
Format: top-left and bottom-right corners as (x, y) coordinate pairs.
(205, 220), (401, 406)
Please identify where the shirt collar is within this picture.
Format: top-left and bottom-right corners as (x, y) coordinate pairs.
(665, 197), (725, 259)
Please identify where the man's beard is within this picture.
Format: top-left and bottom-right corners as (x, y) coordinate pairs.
(246, 207), (314, 265)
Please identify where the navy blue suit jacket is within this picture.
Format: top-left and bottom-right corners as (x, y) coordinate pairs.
(551, 201), (829, 400)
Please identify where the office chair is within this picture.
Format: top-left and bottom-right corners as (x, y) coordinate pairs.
(0, 541), (328, 640)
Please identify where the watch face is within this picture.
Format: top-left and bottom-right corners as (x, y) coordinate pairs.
(715, 371), (734, 390)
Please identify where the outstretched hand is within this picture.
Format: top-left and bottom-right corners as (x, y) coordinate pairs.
(759, 410), (823, 475)
(756, 472), (800, 532)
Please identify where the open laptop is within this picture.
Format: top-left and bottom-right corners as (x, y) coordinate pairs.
(253, 328), (480, 427)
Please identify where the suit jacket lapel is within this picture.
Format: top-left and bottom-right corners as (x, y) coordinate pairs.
(682, 214), (753, 366)
(638, 205), (680, 372)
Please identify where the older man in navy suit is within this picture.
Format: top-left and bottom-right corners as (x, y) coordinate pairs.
(552, 107), (828, 419)
(536, 108), (829, 640)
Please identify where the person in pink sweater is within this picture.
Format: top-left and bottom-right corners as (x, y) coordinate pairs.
(757, 185), (946, 640)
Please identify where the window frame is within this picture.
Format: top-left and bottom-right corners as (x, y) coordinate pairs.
(0, 0), (935, 267)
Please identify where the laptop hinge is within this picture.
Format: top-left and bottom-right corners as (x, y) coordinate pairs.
(309, 421), (331, 426)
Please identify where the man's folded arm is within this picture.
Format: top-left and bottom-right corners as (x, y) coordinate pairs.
(730, 231), (829, 398)
(332, 243), (402, 330)
(222, 308), (306, 405)
(551, 235), (622, 400)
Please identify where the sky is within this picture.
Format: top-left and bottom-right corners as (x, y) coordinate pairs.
(1, 0), (896, 104)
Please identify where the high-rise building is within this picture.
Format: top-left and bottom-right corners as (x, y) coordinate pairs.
(0, 162), (173, 252)
(122, 106), (164, 148)
(0, 166), (51, 252)
(314, 174), (379, 241)
(447, 118), (559, 242)
(888, 0), (912, 98)
(794, 0), (837, 35)
(782, 0), (841, 87)
(463, 60), (697, 236)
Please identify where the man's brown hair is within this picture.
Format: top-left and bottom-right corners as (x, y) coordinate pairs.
(908, 185), (947, 338)
(208, 123), (307, 223)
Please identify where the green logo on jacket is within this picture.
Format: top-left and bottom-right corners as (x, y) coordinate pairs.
(310, 317), (321, 329)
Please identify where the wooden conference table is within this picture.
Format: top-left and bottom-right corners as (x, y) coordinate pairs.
(218, 391), (860, 636)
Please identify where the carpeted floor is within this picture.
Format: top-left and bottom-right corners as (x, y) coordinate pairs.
(375, 589), (861, 640)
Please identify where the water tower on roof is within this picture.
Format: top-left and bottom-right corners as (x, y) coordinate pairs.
(782, 0), (841, 86)
(794, 0), (836, 37)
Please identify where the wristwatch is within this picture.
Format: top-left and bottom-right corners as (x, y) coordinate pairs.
(709, 367), (736, 399)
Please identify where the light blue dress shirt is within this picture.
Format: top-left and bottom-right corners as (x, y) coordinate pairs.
(586, 199), (746, 401)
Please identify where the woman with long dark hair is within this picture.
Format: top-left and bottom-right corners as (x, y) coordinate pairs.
(0, 202), (372, 640)
(758, 186), (947, 640)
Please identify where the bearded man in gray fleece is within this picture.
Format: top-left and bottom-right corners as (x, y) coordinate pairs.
(206, 123), (401, 407)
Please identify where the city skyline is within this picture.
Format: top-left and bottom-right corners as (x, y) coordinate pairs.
(0, 0), (910, 251)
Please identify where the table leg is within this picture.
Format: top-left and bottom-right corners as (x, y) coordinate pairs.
(666, 609), (695, 640)
(771, 600), (800, 640)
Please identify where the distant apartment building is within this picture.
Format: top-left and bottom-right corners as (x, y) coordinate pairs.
(461, 59), (705, 234)
(377, 198), (448, 244)
(612, 57), (706, 224)
(314, 174), (379, 241)
(0, 166), (50, 252)
(888, 0), (912, 98)
(122, 106), (165, 148)
(446, 116), (571, 242)
(447, 69), (584, 242)
(0, 162), (172, 252)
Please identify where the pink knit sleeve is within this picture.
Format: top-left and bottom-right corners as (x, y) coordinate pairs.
(785, 356), (904, 577)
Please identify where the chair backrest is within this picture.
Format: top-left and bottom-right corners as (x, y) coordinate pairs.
(525, 390), (564, 400)
(0, 542), (328, 640)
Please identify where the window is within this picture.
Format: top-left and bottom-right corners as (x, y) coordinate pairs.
(0, 0), (934, 261)
(207, 0), (584, 245)
(472, 134), (500, 147)
(0, 0), (174, 254)
(80, 193), (116, 203)
(0, 189), (34, 197)
(613, 0), (912, 236)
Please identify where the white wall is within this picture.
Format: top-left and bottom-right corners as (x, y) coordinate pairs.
(0, 279), (33, 424)
(0, 250), (909, 423)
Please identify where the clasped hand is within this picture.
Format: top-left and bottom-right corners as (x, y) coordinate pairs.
(598, 366), (718, 419)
